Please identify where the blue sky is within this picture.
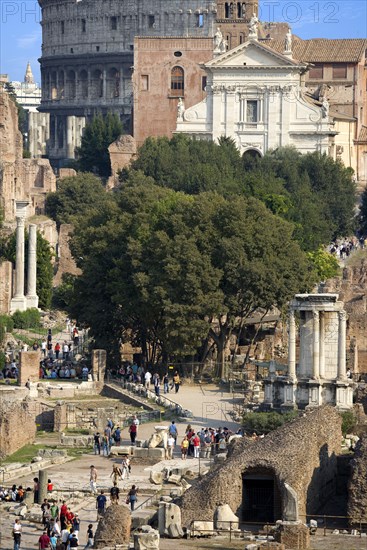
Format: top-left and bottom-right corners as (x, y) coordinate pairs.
(1, 0), (366, 84)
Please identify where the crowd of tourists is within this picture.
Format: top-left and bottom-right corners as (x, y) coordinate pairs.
(93, 415), (140, 456)
(116, 363), (182, 396)
(328, 235), (366, 260)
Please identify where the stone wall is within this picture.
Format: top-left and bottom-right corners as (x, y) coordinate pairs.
(19, 350), (41, 386)
(324, 260), (367, 373)
(0, 90), (56, 222)
(179, 406), (342, 526)
(0, 260), (12, 313)
(0, 398), (36, 458)
(53, 223), (82, 286)
(347, 434), (367, 524)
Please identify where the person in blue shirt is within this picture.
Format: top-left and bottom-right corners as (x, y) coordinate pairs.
(96, 491), (107, 517)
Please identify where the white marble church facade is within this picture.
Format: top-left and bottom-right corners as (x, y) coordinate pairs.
(176, 36), (334, 156)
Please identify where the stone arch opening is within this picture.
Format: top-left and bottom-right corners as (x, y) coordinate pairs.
(242, 148), (262, 170)
(66, 70), (76, 99)
(51, 71), (57, 100)
(91, 69), (104, 98)
(107, 68), (120, 98)
(78, 70), (88, 99)
(242, 468), (282, 523)
(59, 71), (65, 100)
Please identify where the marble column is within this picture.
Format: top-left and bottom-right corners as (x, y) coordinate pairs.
(337, 310), (347, 380)
(288, 310), (296, 380)
(26, 224), (39, 309)
(10, 206), (28, 312)
(319, 312), (325, 378)
(312, 310), (320, 378)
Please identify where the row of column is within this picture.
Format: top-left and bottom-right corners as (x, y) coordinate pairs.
(288, 309), (347, 381)
(10, 203), (39, 313)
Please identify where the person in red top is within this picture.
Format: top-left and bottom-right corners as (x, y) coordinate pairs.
(38, 531), (50, 549)
(60, 501), (67, 529)
(191, 433), (201, 458)
(54, 342), (61, 360)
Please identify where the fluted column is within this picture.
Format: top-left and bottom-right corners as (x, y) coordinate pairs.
(337, 310), (347, 380)
(288, 310), (296, 380)
(319, 312), (325, 378)
(26, 224), (39, 309)
(312, 310), (320, 378)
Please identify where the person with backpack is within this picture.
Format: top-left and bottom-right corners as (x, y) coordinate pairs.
(84, 524), (94, 549)
(110, 481), (120, 504)
(93, 432), (101, 455)
(168, 421), (178, 444)
(113, 426), (121, 446)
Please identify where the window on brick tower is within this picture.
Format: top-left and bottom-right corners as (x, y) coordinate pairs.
(197, 14), (204, 27)
(148, 15), (155, 28)
(81, 19), (86, 33)
(171, 66), (184, 96)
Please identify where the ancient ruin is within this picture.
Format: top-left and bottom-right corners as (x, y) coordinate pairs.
(94, 503), (131, 548)
(179, 406), (342, 527)
(348, 434), (367, 525)
(264, 294), (355, 410)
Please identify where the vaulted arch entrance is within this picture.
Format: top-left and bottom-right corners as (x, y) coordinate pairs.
(242, 469), (282, 523)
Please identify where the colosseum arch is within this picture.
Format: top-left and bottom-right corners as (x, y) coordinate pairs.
(66, 70), (76, 99)
(58, 71), (65, 100)
(242, 466), (282, 523)
(51, 71), (57, 100)
(91, 69), (104, 99)
(107, 68), (120, 99)
(78, 70), (88, 99)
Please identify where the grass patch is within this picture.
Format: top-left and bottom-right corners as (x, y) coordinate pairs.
(13, 332), (38, 347)
(1, 444), (58, 464)
(65, 428), (91, 435)
(345, 248), (367, 267)
(27, 325), (65, 336)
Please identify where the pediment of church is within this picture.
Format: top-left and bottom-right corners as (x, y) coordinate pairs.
(206, 40), (304, 69)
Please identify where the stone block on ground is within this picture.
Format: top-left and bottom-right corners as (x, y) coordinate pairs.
(134, 525), (160, 550)
(214, 453), (227, 464)
(148, 448), (166, 459)
(274, 522), (310, 549)
(190, 520), (214, 536)
(150, 470), (163, 485)
(134, 448), (149, 458)
(166, 473), (181, 485)
(110, 445), (133, 456)
(94, 503), (131, 548)
(214, 504), (239, 530)
(132, 510), (157, 529)
(158, 502), (183, 538)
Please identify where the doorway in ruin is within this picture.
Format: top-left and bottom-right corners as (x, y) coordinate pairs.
(242, 471), (282, 523)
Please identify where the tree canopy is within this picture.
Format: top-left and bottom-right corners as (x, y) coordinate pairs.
(45, 172), (114, 228)
(76, 113), (124, 178)
(69, 178), (312, 368)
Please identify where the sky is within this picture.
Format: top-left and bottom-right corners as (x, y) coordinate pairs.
(0, 0), (366, 84)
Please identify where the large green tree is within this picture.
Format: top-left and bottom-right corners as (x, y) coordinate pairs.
(69, 179), (312, 370)
(76, 113), (123, 178)
(359, 186), (367, 236)
(45, 172), (114, 228)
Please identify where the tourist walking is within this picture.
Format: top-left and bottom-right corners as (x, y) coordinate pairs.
(181, 436), (189, 460)
(12, 519), (22, 550)
(96, 490), (107, 517)
(93, 432), (101, 455)
(173, 371), (180, 393)
(163, 373), (169, 393)
(144, 370), (152, 389)
(169, 420), (178, 444)
(128, 421), (137, 445)
(110, 481), (120, 504)
(89, 465), (98, 494)
(153, 373), (160, 396)
(110, 463), (122, 484)
(166, 434), (175, 460)
(38, 530), (51, 550)
(84, 524), (94, 549)
(121, 455), (130, 480)
(126, 485), (138, 511)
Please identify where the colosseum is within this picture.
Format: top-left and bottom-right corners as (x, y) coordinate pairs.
(38, 0), (258, 165)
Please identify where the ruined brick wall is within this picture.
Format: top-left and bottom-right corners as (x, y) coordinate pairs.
(0, 398), (37, 458)
(0, 90), (56, 222)
(324, 259), (367, 372)
(0, 260), (12, 314)
(19, 351), (41, 386)
(53, 223), (81, 286)
(347, 434), (367, 524)
(179, 406), (342, 526)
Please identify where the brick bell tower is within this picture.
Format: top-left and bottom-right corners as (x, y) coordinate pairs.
(216, 0), (259, 49)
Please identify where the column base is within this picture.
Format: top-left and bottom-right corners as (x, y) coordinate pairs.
(281, 382), (297, 410)
(10, 295), (27, 314)
(26, 295), (39, 309)
(305, 381), (322, 409)
(336, 382), (354, 410)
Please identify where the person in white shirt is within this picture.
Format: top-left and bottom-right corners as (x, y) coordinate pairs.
(144, 371), (152, 389)
(166, 435), (175, 460)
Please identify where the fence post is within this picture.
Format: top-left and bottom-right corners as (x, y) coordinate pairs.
(229, 521), (232, 542)
(324, 515), (326, 536)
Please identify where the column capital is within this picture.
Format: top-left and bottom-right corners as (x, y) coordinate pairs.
(338, 310), (347, 321)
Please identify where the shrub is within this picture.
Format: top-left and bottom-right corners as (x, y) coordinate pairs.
(0, 352), (5, 370)
(242, 410), (299, 434)
(340, 410), (356, 436)
(12, 308), (41, 329)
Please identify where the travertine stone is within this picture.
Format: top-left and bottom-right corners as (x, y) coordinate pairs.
(26, 224), (39, 309)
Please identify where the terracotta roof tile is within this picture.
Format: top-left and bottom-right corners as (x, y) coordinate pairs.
(357, 126), (367, 142)
(268, 37), (367, 63)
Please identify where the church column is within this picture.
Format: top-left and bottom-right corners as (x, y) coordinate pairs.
(26, 224), (39, 309)
(102, 68), (107, 99)
(312, 310), (320, 378)
(67, 116), (74, 159)
(288, 309), (296, 379)
(319, 312), (325, 378)
(337, 310), (347, 380)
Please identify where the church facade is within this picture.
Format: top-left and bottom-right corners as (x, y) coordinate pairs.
(175, 34), (333, 156)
